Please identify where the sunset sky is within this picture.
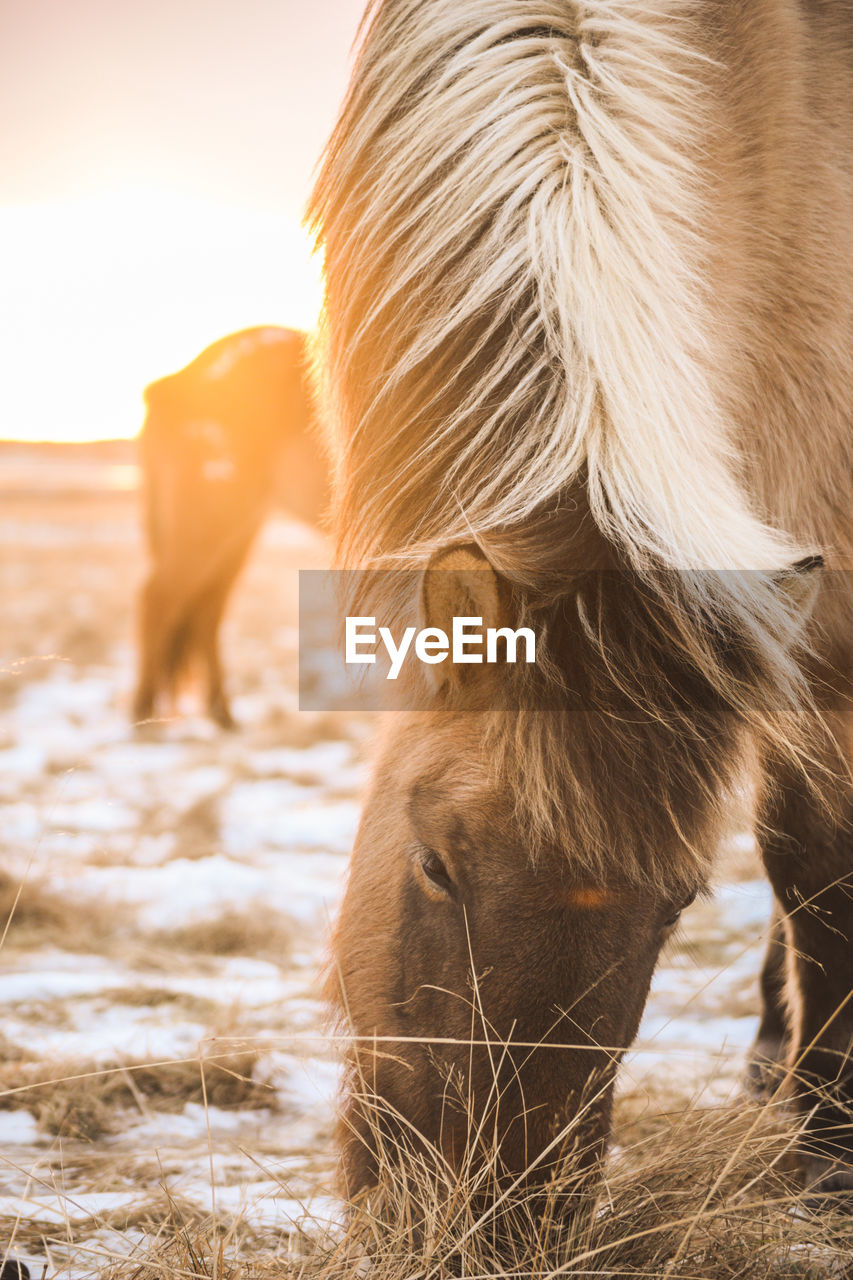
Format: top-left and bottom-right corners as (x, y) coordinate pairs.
(0, 0), (365, 441)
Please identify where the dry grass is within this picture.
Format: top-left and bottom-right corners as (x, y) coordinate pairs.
(170, 797), (223, 863)
(1, 1195), (211, 1258)
(1, 872), (297, 968)
(56, 1089), (851, 1280)
(0, 1049), (276, 1140)
(155, 905), (297, 966)
(94, 1202), (301, 1280)
(0, 869), (129, 954)
(11, 1036), (848, 1280)
(315, 1075), (853, 1280)
(2, 1019), (851, 1277)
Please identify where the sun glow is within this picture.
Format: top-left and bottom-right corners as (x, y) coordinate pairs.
(0, 187), (324, 443)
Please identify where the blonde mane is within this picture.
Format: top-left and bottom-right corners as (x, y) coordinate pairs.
(310, 0), (825, 821)
(312, 1), (806, 562)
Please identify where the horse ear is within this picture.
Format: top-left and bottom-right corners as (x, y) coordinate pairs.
(775, 554), (824, 616)
(143, 373), (181, 415)
(420, 545), (512, 689)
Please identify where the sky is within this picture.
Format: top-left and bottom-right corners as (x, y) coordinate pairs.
(0, 0), (366, 441)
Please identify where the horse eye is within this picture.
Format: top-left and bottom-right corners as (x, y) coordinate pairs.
(663, 888), (698, 930)
(417, 848), (454, 895)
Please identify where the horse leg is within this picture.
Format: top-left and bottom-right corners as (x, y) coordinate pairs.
(189, 532), (258, 730)
(133, 570), (195, 724)
(135, 441), (198, 722)
(745, 904), (790, 1096)
(133, 571), (171, 722)
(195, 582), (236, 730)
(758, 702), (853, 1195)
(134, 438), (165, 722)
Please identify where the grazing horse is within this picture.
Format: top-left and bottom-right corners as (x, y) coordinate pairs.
(311, 0), (850, 1198)
(134, 326), (327, 728)
(310, 0), (853, 1199)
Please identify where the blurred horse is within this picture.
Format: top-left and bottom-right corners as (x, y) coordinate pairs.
(311, 1), (853, 1199)
(133, 327), (327, 728)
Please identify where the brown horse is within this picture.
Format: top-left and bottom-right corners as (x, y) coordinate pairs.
(133, 326), (327, 728)
(310, 0), (853, 1201)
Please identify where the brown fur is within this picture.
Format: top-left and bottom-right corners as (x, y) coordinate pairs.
(311, 1), (853, 1199)
(133, 327), (328, 728)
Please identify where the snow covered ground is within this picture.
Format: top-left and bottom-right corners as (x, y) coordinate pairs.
(0, 449), (776, 1275)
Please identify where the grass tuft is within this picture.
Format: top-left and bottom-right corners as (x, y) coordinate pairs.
(155, 906), (296, 965)
(50, 1078), (853, 1280)
(0, 1050), (276, 1140)
(0, 869), (128, 953)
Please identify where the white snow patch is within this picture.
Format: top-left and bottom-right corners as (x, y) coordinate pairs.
(181, 1178), (342, 1231)
(0, 803), (42, 845)
(3, 1007), (211, 1063)
(68, 852), (344, 929)
(635, 1013), (758, 1056)
(713, 879), (774, 931)
(222, 785), (358, 855)
(0, 744), (47, 779)
(246, 742), (358, 782)
(0, 962), (133, 1005)
(0, 1190), (139, 1225)
(0, 1110), (40, 1144)
(14, 671), (115, 723)
(276, 1055), (340, 1116)
(95, 741), (192, 779)
(125, 1102), (276, 1144)
(47, 798), (138, 833)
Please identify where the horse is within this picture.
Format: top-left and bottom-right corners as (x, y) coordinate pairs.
(309, 0), (853, 1201)
(133, 326), (327, 728)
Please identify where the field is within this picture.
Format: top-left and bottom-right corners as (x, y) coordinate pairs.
(1, 444), (850, 1277)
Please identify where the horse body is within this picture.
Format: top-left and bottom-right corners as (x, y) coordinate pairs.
(701, 4), (853, 564)
(134, 326), (327, 727)
(311, 1), (853, 1197)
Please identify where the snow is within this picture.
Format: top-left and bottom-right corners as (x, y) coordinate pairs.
(47, 798), (139, 834)
(0, 804), (43, 844)
(0, 1191), (141, 1225)
(0, 955), (131, 1004)
(3, 1006), (212, 1063)
(14, 671), (117, 723)
(624, 878), (774, 1097)
(173, 1179), (343, 1231)
(0, 744), (47, 776)
(221, 782), (359, 854)
(125, 1101), (276, 1143)
(0, 1111), (40, 1145)
(65, 850), (346, 930)
(271, 1056), (341, 1114)
(246, 741), (358, 781)
(1, 493), (785, 1253)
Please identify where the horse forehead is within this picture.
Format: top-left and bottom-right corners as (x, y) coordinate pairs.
(380, 716), (493, 788)
(405, 769), (507, 839)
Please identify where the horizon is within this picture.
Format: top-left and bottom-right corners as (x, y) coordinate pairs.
(0, 0), (365, 443)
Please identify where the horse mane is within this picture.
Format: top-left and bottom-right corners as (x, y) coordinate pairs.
(309, 0), (822, 852)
